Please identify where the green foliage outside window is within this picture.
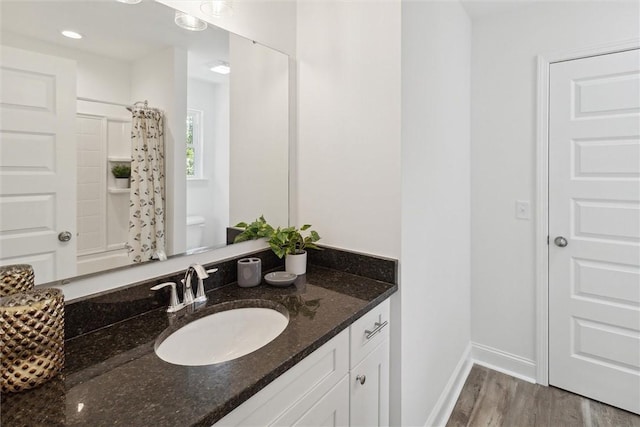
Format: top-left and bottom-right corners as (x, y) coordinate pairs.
(186, 115), (195, 176)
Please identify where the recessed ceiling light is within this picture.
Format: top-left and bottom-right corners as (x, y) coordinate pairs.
(174, 11), (208, 31)
(200, 0), (233, 18)
(116, 0), (142, 3)
(61, 30), (82, 39)
(210, 62), (230, 75)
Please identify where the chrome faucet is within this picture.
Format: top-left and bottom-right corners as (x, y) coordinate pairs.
(183, 264), (219, 304)
(181, 266), (197, 306)
(151, 264), (218, 312)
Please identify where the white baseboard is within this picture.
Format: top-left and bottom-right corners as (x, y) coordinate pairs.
(424, 343), (473, 427)
(471, 342), (537, 383)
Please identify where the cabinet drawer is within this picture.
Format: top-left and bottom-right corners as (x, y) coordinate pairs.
(216, 329), (349, 426)
(349, 299), (390, 369)
(273, 375), (350, 426)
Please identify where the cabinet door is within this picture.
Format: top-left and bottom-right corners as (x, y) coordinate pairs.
(274, 375), (349, 427)
(350, 339), (389, 427)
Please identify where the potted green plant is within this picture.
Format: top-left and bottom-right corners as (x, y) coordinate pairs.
(268, 224), (321, 275)
(111, 164), (131, 189)
(234, 216), (321, 275)
(233, 215), (275, 243)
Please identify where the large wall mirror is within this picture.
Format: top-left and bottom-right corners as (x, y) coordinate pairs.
(0, 0), (289, 286)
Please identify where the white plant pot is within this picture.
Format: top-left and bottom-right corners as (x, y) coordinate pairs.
(115, 178), (130, 189)
(285, 251), (307, 275)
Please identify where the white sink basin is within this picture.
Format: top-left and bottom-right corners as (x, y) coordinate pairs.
(155, 307), (289, 366)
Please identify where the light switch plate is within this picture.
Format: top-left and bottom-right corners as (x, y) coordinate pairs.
(515, 200), (531, 220)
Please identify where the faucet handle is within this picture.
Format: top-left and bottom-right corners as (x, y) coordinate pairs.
(151, 282), (183, 313)
(194, 268), (218, 303)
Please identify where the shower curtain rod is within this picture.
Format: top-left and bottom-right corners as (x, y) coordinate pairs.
(126, 100), (162, 113)
(78, 97), (129, 107)
(77, 97), (163, 113)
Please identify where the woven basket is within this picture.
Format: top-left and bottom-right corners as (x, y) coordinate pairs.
(0, 264), (35, 297)
(0, 288), (65, 393)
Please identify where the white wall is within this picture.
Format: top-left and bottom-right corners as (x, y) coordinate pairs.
(401, 1), (471, 425)
(156, 0), (296, 56)
(470, 1), (640, 372)
(131, 47), (188, 256)
(1, 32), (131, 103)
(154, 1), (298, 228)
(296, 0), (401, 259)
(209, 81), (231, 245)
(187, 77), (230, 247)
(229, 34), (289, 228)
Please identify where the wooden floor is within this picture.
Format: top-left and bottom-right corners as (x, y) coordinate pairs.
(446, 365), (640, 427)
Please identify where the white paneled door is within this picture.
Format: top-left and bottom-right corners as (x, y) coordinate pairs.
(549, 49), (640, 414)
(0, 46), (77, 283)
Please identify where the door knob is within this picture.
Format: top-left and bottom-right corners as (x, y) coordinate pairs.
(58, 231), (72, 242)
(554, 236), (568, 247)
(356, 375), (366, 385)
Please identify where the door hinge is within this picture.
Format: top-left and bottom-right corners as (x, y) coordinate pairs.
(547, 235), (550, 245)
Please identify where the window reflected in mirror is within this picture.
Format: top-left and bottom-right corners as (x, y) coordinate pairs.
(186, 109), (204, 179)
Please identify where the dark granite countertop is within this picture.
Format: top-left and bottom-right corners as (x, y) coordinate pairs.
(1, 265), (397, 426)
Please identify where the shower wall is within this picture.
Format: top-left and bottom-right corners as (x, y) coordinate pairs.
(76, 115), (106, 256)
(76, 107), (132, 276)
(75, 65), (132, 275)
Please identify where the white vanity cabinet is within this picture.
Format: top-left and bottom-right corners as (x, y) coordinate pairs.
(349, 299), (390, 427)
(215, 298), (390, 427)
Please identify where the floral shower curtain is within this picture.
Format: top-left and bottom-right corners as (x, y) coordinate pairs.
(127, 108), (166, 263)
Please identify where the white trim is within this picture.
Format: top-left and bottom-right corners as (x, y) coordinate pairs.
(471, 342), (536, 384)
(77, 113), (130, 123)
(535, 52), (550, 386)
(424, 344), (473, 427)
(535, 38), (640, 386)
(77, 96), (129, 108)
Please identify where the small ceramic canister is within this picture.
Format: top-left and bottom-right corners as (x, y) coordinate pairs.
(237, 258), (261, 287)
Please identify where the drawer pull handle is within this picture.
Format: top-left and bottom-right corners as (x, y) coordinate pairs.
(364, 320), (388, 340)
(356, 375), (366, 385)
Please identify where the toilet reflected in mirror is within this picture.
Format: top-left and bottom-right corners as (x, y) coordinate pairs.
(186, 216), (206, 251)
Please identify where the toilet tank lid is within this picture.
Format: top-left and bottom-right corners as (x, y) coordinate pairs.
(186, 216), (205, 226)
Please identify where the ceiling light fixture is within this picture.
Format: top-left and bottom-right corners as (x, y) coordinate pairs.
(61, 30), (83, 39)
(200, 0), (233, 18)
(210, 62), (230, 75)
(174, 11), (208, 31)
(116, 0), (142, 4)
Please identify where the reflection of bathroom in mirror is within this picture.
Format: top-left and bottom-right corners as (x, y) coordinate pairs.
(0, 0), (289, 285)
